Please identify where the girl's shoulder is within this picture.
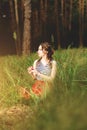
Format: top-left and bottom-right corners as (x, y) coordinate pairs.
(50, 60), (57, 68)
(34, 59), (38, 63)
(50, 60), (57, 65)
(34, 59), (38, 64)
(33, 59), (39, 68)
(33, 59), (40, 65)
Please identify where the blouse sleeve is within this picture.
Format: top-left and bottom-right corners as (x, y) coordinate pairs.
(33, 59), (38, 69)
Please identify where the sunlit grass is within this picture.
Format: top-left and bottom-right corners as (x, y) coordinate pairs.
(0, 48), (87, 130)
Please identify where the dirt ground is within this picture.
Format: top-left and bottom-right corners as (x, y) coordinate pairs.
(0, 104), (33, 130)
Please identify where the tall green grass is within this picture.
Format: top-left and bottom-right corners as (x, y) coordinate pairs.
(0, 48), (87, 130)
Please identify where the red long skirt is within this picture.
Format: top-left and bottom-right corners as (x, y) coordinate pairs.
(19, 80), (45, 99)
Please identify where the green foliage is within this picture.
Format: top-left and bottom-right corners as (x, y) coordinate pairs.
(13, 32), (17, 40)
(0, 48), (87, 130)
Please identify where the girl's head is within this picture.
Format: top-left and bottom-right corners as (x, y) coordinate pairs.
(37, 42), (54, 60)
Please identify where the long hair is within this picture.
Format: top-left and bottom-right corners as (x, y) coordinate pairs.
(40, 42), (54, 61)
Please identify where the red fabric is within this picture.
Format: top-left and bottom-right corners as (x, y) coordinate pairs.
(19, 80), (45, 99)
(32, 80), (45, 96)
(19, 87), (30, 99)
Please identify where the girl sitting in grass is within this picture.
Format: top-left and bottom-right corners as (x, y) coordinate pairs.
(20, 42), (57, 99)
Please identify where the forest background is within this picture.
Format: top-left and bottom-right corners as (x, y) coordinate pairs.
(0, 0), (87, 55)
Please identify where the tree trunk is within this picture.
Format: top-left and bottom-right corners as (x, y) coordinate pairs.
(0, 0), (2, 19)
(14, 0), (21, 55)
(54, 0), (61, 49)
(81, 0), (84, 44)
(61, 0), (64, 26)
(86, 0), (87, 20)
(32, 9), (39, 50)
(9, 1), (16, 31)
(22, 0), (31, 55)
(79, 0), (84, 47)
(44, 0), (48, 40)
(9, 0), (18, 53)
(39, 0), (44, 37)
(69, 0), (72, 31)
(85, 0), (87, 33)
(63, 0), (67, 28)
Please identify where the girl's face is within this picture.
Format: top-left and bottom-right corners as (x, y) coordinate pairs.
(37, 45), (47, 58)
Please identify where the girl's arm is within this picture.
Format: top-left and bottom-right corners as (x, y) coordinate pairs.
(27, 60), (38, 79)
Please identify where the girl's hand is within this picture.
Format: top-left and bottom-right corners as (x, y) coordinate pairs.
(31, 69), (37, 76)
(27, 66), (40, 79)
(27, 66), (34, 74)
(32, 69), (40, 77)
(27, 66), (37, 79)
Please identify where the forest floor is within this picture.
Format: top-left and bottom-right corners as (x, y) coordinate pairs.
(0, 104), (33, 129)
